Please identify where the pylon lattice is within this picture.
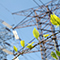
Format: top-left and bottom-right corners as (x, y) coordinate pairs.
(12, 0), (60, 60)
(0, 20), (21, 60)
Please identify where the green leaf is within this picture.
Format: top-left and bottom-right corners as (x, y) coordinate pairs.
(50, 13), (60, 25)
(27, 44), (33, 49)
(26, 42), (34, 49)
(51, 51), (58, 59)
(33, 28), (39, 40)
(30, 42), (34, 45)
(56, 49), (60, 56)
(13, 46), (18, 52)
(20, 40), (25, 47)
(43, 34), (49, 38)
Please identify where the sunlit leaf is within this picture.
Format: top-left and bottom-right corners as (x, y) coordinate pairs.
(20, 40), (25, 47)
(33, 28), (39, 40)
(50, 13), (60, 25)
(30, 42), (34, 45)
(26, 42), (34, 49)
(27, 44), (33, 49)
(13, 46), (18, 52)
(56, 49), (60, 56)
(43, 34), (49, 38)
(51, 51), (58, 59)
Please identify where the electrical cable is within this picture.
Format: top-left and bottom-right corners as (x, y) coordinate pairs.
(33, 0), (40, 7)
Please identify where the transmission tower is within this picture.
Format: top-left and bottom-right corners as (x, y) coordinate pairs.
(12, 0), (60, 60)
(0, 19), (21, 60)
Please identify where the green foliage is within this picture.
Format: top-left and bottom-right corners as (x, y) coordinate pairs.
(13, 46), (18, 52)
(50, 13), (60, 59)
(26, 42), (34, 49)
(50, 13), (60, 26)
(56, 49), (60, 56)
(51, 51), (58, 59)
(20, 40), (25, 47)
(33, 28), (39, 40)
(43, 34), (49, 38)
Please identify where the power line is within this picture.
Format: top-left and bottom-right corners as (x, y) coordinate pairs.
(0, 3), (11, 13)
(39, 0), (45, 6)
(0, 3), (16, 26)
(33, 0), (40, 7)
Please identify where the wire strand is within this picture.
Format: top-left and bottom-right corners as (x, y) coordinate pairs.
(39, 0), (45, 6)
(33, 0), (40, 7)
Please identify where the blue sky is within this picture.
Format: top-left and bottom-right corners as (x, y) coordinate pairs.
(0, 0), (52, 60)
